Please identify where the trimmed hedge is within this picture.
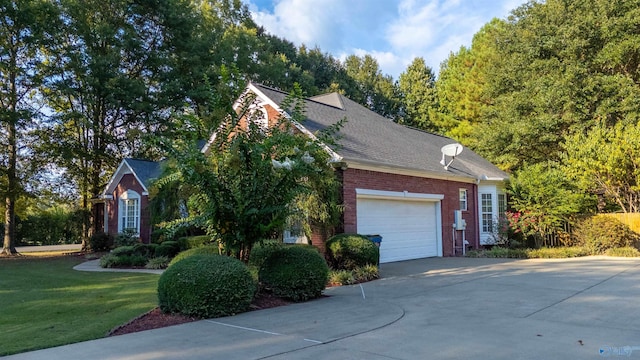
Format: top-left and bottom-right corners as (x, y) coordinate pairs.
(259, 246), (329, 301)
(168, 245), (219, 266)
(158, 254), (255, 318)
(325, 233), (379, 270)
(575, 216), (640, 254)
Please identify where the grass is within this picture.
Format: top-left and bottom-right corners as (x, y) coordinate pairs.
(0, 255), (160, 356)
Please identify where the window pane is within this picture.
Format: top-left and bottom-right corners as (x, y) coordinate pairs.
(459, 189), (467, 211)
(481, 194), (492, 233)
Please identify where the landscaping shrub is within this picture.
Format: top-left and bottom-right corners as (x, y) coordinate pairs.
(155, 240), (181, 258)
(114, 229), (140, 247)
(328, 265), (380, 286)
(132, 243), (158, 258)
(177, 235), (212, 251)
(329, 270), (355, 286)
(605, 247), (640, 257)
(325, 233), (379, 270)
(99, 254), (119, 268)
(575, 216), (640, 254)
(259, 246), (329, 301)
(168, 245), (219, 266)
(99, 253), (148, 268)
(145, 256), (170, 269)
(526, 246), (589, 258)
(110, 246), (135, 257)
(158, 254), (255, 318)
(248, 241), (284, 269)
(89, 232), (112, 252)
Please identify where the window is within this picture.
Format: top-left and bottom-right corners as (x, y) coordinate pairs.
(459, 189), (468, 211)
(481, 193), (493, 233)
(498, 193), (507, 215)
(119, 190), (140, 234)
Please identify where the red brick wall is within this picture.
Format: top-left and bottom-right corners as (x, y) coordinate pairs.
(106, 174), (151, 243)
(341, 168), (478, 257)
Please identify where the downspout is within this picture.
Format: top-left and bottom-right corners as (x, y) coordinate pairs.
(474, 179), (480, 249)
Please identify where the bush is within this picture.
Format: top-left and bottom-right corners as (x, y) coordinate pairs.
(329, 270), (355, 286)
(132, 243), (158, 258)
(248, 241), (284, 269)
(158, 254), (256, 318)
(177, 235), (213, 251)
(259, 246), (329, 301)
(89, 232), (113, 252)
(575, 216), (640, 254)
(145, 256), (170, 269)
(99, 254), (119, 268)
(605, 247), (640, 257)
(99, 253), (148, 268)
(526, 246), (589, 258)
(329, 265), (380, 286)
(110, 246), (135, 257)
(168, 245), (219, 266)
(114, 229), (140, 247)
(155, 241), (181, 258)
(325, 234), (379, 270)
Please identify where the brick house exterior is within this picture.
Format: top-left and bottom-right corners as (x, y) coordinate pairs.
(97, 82), (508, 262)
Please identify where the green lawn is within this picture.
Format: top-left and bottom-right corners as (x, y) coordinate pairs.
(0, 255), (159, 356)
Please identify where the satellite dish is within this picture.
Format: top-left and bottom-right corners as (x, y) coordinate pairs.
(440, 143), (463, 170)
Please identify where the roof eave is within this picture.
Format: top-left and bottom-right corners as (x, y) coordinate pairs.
(344, 159), (479, 184)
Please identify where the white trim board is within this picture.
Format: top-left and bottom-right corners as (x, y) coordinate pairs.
(356, 188), (444, 202)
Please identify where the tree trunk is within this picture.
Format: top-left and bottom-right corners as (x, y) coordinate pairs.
(2, 116), (18, 255)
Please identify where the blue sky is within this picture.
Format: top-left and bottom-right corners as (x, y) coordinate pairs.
(246, 0), (527, 79)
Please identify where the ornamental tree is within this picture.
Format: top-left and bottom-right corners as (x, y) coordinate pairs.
(155, 84), (342, 261)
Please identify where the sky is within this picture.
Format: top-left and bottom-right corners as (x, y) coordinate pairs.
(246, 0), (528, 79)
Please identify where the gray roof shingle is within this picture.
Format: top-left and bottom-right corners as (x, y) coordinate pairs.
(253, 84), (508, 181)
(124, 158), (162, 188)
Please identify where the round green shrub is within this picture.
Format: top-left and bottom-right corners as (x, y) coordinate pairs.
(259, 246), (329, 302)
(158, 254), (255, 318)
(325, 234), (379, 270)
(575, 216), (640, 254)
(168, 245), (219, 266)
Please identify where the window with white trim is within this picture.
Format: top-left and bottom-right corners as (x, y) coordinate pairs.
(119, 190), (141, 234)
(459, 189), (468, 211)
(498, 193), (507, 215)
(481, 193), (493, 233)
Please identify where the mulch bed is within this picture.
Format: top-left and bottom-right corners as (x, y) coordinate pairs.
(108, 292), (291, 336)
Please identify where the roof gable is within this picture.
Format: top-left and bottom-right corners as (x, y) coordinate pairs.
(102, 158), (162, 197)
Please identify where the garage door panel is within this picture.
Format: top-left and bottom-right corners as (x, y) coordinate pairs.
(357, 197), (439, 263)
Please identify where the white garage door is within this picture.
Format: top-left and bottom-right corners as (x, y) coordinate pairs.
(357, 197), (440, 263)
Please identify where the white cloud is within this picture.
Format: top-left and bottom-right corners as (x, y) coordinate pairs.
(248, 0), (527, 79)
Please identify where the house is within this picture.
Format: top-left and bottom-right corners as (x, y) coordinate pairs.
(95, 82), (508, 263)
(93, 158), (162, 244)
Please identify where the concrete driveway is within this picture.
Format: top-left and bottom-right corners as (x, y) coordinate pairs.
(7, 257), (640, 359)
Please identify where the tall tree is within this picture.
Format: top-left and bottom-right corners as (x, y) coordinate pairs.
(436, 18), (505, 143)
(40, 0), (197, 244)
(468, 0), (640, 171)
(344, 54), (398, 119)
(564, 122), (640, 213)
(397, 57), (438, 131)
(0, 0), (57, 255)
